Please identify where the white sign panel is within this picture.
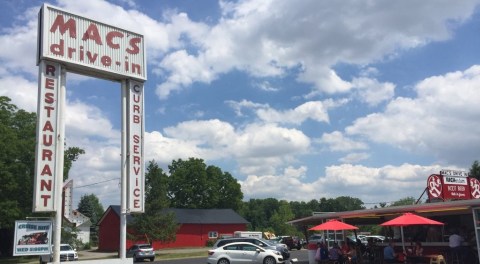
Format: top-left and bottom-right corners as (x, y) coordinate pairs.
(38, 4), (146, 81)
(127, 80), (144, 212)
(13, 220), (52, 256)
(33, 61), (61, 212)
(443, 176), (468, 185)
(440, 169), (469, 177)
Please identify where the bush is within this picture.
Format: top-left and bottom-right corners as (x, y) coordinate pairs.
(206, 239), (217, 247)
(83, 242), (91, 250)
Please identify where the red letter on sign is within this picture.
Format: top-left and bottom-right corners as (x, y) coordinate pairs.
(126, 38), (141, 54)
(82, 23), (103, 45)
(50, 15), (77, 38)
(106, 31), (124, 49)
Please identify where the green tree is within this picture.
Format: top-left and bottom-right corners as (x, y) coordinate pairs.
(130, 161), (177, 243)
(167, 158), (243, 210)
(0, 96), (37, 229)
(77, 194), (104, 225)
(64, 147), (85, 180)
(269, 201), (297, 235)
(470, 160), (480, 180)
(390, 196), (416, 206)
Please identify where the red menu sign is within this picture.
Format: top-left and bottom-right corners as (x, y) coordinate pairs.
(427, 170), (475, 201)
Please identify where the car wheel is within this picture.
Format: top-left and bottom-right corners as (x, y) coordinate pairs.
(149, 257), (154, 261)
(133, 254), (138, 262)
(263, 256), (276, 264)
(217, 258), (230, 264)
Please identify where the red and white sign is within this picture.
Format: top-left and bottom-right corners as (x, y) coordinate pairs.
(427, 174), (443, 199)
(33, 61), (61, 212)
(427, 173), (474, 201)
(442, 175), (471, 200)
(127, 80), (144, 212)
(470, 178), (480, 199)
(38, 4), (146, 81)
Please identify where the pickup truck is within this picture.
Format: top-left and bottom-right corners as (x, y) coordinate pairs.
(39, 244), (78, 263)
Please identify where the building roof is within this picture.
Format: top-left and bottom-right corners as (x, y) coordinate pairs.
(287, 198), (480, 227)
(98, 206), (249, 225)
(162, 208), (249, 224)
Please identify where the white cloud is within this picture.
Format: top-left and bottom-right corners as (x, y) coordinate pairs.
(0, 76), (37, 112)
(157, 119), (311, 176)
(339, 153), (370, 163)
(152, 0), (479, 99)
(346, 65), (480, 166)
(240, 163), (445, 204)
(320, 131), (368, 152)
(352, 77), (395, 106)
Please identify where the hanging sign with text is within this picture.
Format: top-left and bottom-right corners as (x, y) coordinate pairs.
(13, 220), (52, 256)
(127, 80), (144, 212)
(38, 4), (146, 81)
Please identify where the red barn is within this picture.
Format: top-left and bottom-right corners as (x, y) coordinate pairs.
(97, 206), (249, 251)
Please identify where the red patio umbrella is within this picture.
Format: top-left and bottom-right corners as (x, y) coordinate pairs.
(380, 213), (444, 257)
(309, 219), (359, 231)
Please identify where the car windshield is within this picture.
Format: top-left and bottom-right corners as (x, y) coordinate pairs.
(60, 245), (73, 251)
(138, 245), (152, 249)
(258, 238), (274, 246)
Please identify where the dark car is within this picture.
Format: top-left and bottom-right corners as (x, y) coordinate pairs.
(213, 237), (290, 260)
(276, 236), (302, 250)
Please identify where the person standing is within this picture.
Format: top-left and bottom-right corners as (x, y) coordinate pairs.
(449, 229), (465, 262)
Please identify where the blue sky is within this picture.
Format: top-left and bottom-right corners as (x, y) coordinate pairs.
(1, 0), (480, 210)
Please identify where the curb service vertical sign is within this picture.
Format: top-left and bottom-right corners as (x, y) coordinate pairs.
(128, 80), (144, 212)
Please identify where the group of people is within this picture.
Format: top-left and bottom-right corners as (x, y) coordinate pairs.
(383, 241), (423, 263)
(315, 241), (358, 264)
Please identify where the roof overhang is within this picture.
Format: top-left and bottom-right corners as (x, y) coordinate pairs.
(288, 199), (480, 227)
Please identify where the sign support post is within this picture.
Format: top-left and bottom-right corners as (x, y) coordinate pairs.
(120, 80), (128, 259)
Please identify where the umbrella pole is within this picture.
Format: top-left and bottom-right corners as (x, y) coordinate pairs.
(400, 226), (406, 264)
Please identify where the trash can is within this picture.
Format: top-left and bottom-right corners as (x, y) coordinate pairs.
(308, 243), (318, 264)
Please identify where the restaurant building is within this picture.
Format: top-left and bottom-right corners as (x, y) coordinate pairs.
(288, 170), (480, 263)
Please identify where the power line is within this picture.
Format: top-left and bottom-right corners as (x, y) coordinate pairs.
(74, 178), (120, 188)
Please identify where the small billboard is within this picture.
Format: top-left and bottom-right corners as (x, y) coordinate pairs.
(13, 220), (52, 256)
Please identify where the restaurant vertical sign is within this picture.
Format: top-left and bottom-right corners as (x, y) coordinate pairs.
(33, 61), (62, 211)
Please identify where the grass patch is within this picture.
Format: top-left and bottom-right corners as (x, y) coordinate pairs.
(0, 256), (38, 263)
(156, 250), (207, 260)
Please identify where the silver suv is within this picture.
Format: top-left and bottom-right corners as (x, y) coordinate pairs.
(126, 243), (155, 262)
(213, 237), (290, 260)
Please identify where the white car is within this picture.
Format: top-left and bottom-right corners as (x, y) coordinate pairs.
(39, 243), (78, 263)
(207, 242), (285, 264)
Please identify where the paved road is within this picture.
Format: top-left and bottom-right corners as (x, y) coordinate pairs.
(154, 248), (310, 264)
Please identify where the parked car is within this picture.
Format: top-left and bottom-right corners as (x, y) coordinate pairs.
(213, 237), (290, 260)
(308, 234), (324, 244)
(126, 243), (155, 262)
(39, 244), (78, 264)
(274, 236), (302, 250)
(365, 235), (386, 244)
(207, 241), (284, 264)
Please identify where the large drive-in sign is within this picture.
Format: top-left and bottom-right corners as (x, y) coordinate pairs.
(37, 4), (146, 81)
(34, 4), (145, 213)
(13, 220), (52, 256)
